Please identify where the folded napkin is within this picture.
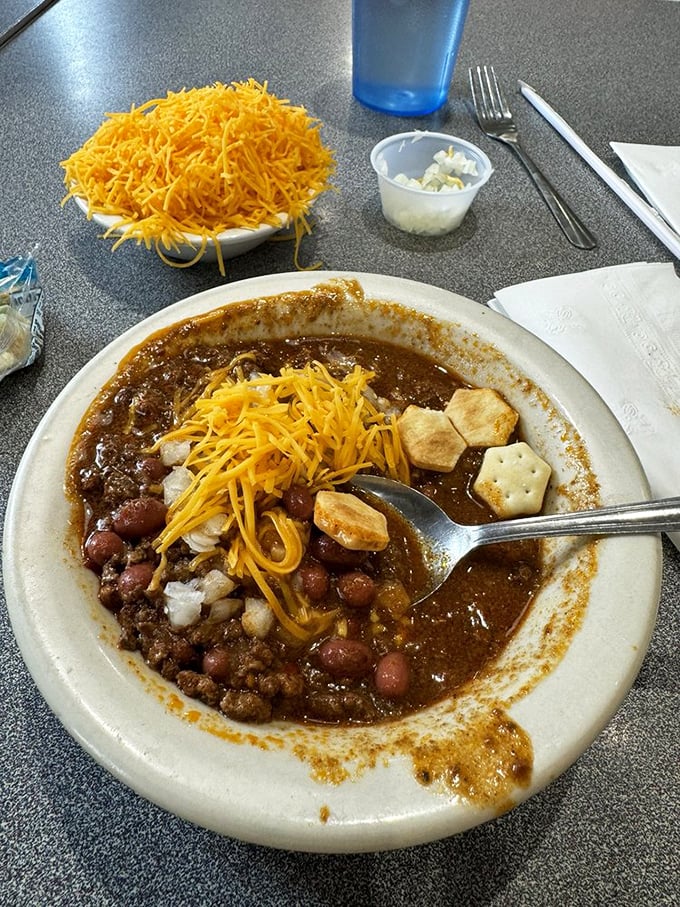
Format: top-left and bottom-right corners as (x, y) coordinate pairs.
(489, 262), (680, 551)
(610, 142), (680, 236)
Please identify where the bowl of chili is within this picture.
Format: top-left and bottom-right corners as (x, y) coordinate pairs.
(3, 272), (661, 852)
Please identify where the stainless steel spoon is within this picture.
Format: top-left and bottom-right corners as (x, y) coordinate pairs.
(351, 474), (680, 604)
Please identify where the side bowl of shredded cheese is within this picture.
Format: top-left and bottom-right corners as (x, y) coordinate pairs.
(370, 131), (492, 235)
(61, 80), (336, 276)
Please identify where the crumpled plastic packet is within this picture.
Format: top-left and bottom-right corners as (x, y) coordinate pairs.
(0, 247), (45, 382)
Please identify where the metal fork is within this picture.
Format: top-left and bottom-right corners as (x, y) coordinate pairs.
(469, 65), (596, 250)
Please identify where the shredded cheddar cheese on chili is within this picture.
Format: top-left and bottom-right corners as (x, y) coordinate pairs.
(60, 80), (335, 276)
(150, 359), (409, 639)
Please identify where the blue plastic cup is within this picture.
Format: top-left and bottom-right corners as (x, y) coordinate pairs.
(352, 0), (471, 116)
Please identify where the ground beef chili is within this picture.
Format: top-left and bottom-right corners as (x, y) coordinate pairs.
(67, 330), (543, 726)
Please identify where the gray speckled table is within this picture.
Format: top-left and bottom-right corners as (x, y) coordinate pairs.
(1, 0), (679, 904)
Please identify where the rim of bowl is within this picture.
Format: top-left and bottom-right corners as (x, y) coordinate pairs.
(72, 196), (288, 246)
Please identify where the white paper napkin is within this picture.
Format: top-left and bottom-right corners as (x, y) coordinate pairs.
(610, 142), (680, 236)
(489, 262), (680, 551)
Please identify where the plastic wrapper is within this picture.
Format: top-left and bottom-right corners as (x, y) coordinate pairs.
(0, 247), (44, 382)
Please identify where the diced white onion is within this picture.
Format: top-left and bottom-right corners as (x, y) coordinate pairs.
(394, 146), (478, 193)
(241, 597), (275, 639)
(182, 514), (226, 553)
(160, 439), (191, 466)
(163, 580), (204, 628)
(208, 597), (244, 622)
(162, 466), (193, 505)
(198, 569), (236, 604)
(433, 147), (478, 175)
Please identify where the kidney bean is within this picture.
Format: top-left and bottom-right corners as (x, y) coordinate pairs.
(374, 651), (411, 699)
(317, 637), (373, 678)
(117, 562), (155, 597)
(113, 497), (167, 539)
(310, 533), (368, 567)
(337, 571), (376, 608)
(203, 646), (232, 683)
(84, 529), (124, 567)
(297, 563), (330, 601)
(282, 484), (315, 520)
(137, 457), (167, 481)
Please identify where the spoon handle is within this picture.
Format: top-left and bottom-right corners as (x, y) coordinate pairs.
(472, 497), (680, 547)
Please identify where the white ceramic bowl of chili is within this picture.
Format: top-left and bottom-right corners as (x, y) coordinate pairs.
(4, 271), (661, 853)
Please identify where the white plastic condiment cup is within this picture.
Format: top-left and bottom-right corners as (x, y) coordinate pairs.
(370, 131), (492, 235)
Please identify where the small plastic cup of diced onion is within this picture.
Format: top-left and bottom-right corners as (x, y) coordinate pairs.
(370, 131), (492, 235)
